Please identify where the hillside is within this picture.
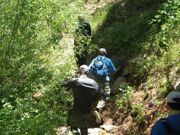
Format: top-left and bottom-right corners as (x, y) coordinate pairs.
(88, 0), (180, 134)
(0, 0), (179, 135)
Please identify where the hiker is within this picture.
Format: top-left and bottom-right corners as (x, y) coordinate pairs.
(88, 48), (116, 111)
(61, 65), (107, 135)
(74, 14), (91, 66)
(150, 91), (180, 135)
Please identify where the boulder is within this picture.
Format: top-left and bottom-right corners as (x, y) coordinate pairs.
(111, 76), (127, 94)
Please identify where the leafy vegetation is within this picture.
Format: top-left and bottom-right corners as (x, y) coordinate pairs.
(91, 0), (179, 90)
(131, 103), (145, 125)
(91, 0), (179, 134)
(0, 0), (84, 134)
(116, 84), (133, 111)
(83, 0), (178, 134)
(0, 0), (179, 134)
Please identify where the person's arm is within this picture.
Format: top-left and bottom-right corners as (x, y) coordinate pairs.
(86, 22), (91, 36)
(109, 59), (116, 73)
(88, 59), (95, 71)
(61, 78), (77, 88)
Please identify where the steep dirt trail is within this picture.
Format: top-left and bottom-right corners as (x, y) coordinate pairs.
(85, 0), (126, 134)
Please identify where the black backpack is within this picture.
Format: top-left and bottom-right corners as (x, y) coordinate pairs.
(160, 118), (180, 135)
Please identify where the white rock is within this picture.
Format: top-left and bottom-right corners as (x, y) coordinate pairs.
(88, 128), (101, 135)
(100, 125), (118, 131)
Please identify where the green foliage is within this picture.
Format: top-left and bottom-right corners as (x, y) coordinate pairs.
(74, 34), (98, 56)
(116, 85), (133, 112)
(92, 0), (179, 88)
(0, 0), (84, 134)
(74, 21), (97, 57)
(91, 5), (110, 33)
(0, 0), (179, 133)
(134, 0), (180, 79)
(149, 0), (180, 55)
(92, 0), (179, 133)
(131, 103), (145, 125)
(74, 33), (92, 55)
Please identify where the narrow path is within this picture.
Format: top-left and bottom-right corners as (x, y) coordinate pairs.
(84, 0), (126, 134)
(54, 2), (127, 135)
(59, 34), (75, 65)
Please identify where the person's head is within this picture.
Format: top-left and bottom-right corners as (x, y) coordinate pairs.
(167, 91), (180, 113)
(79, 65), (89, 75)
(99, 48), (107, 56)
(78, 14), (85, 23)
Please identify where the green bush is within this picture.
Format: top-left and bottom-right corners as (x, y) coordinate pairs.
(91, 0), (179, 87)
(0, 0), (83, 134)
(116, 85), (133, 112)
(131, 103), (145, 125)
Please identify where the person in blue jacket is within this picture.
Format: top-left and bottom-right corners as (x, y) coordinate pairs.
(150, 91), (180, 135)
(89, 48), (116, 111)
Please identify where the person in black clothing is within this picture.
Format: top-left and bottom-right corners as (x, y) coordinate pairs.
(74, 15), (91, 66)
(150, 91), (180, 135)
(62, 65), (105, 135)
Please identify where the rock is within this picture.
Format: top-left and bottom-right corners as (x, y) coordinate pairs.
(111, 76), (127, 94)
(98, 129), (110, 135)
(55, 127), (114, 135)
(174, 80), (180, 90)
(103, 118), (113, 125)
(121, 116), (136, 131)
(100, 125), (119, 131)
(88, 128), (101, 135)
(54, 126), (72, 135)
(122, 64), (133, 76)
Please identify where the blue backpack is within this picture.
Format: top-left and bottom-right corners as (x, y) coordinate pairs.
(160, 118), (180, 135)
(91, 56), (108, 77)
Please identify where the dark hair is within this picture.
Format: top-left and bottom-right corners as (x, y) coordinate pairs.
(168, 102), (180, 110)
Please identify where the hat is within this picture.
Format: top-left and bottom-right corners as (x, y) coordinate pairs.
(99, 48), (107, 55)
(167, 91), (180, 103)
(78, 14), (85, 21)
(80, 65), (89, 73)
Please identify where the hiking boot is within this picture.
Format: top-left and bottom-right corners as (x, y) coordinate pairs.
(94, 110), (101, 124)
